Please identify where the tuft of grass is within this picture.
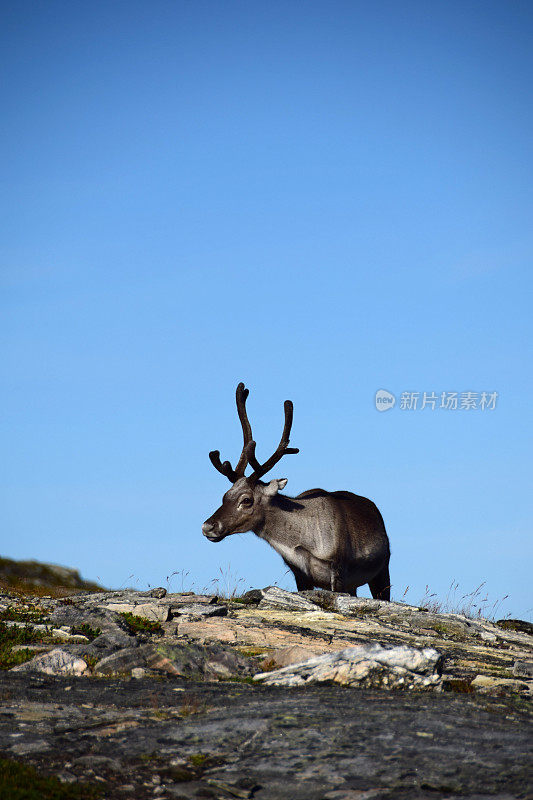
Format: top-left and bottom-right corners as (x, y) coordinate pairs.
(205, 564), (246, 600)
(166, 569), (196, 594)
(118, 612), (162, 635)
(403, 580), (511, 620)
(0, 758), (102, 799)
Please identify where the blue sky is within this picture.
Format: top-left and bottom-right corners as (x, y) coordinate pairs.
(1, 1), (532, 618)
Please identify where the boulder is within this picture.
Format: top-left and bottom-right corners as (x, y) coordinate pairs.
(11, 648), (88, 676)
(94, 645), (152, 675)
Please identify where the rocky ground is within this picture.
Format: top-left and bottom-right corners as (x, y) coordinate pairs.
(0, 584), (531, 799)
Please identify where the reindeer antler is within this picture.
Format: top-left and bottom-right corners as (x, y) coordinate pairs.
(246, 398), (299, 481)
(209, 382), (254, 483)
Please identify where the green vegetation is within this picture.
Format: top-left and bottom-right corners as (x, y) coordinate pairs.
(0, 621), (40, 670)
(69, 623), (101, 640)
(119, 612), (162, 635)
(0, 758), (102, 799)
(237, 646), (273, 657)
(0, 604), (49, 625)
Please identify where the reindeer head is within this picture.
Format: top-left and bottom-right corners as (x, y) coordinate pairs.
(202, 383), (298, 542)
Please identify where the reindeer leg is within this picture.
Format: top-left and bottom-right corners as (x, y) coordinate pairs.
(368, 563), (391, 601)
(330, 567), (342, 593)
(291, 566), (314, 592)
(283, 559), (314, 592)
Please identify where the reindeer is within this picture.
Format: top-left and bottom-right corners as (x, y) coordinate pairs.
(202, 383), (391, 599)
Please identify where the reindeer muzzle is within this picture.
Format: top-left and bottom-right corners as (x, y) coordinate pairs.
(202, 520), (225, 542)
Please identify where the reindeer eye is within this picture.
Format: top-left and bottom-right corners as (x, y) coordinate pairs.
(240, 496), (253, 507)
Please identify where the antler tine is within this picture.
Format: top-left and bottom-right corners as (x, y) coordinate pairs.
(233, 382), (254, 478)
(209, 450), (237, 483)
(247, 398), (299, 481)
(208, 382), (253, 483)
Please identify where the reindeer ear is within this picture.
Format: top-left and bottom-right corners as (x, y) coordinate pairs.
(264, 478), (288, 496)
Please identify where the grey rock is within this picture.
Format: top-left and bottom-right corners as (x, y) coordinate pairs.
(149, 587), (167, 598)
(11, 648), (88, 676)
(11, 739), (52, 755)
(259, 586), (321, 612)
(173, 603), (227, 618)
(131, 667), (146, 679)
(57, 771), (77, 784)
(146, 641), (251, 679)
(49, 606), (129, 636)
(471, 674), (531, 693)
(269, 645), (319, 668)
(167, 592), (219, 605)
(73, 755), (123, 771)
(0, 647), (531, 798)
(104, 602), (136, 614)
(94, 645), (152, 675)
(513, 660), (533, 678)
(254, 643), (443, 688)
(90, 629), (138, 651)
(132, 602), (170, 623)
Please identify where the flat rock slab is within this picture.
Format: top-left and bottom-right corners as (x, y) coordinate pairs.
(254, 643), (443, 688)
(0, 672), (530, 800)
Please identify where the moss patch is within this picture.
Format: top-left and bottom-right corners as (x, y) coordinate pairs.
(0, 758), (102, 799)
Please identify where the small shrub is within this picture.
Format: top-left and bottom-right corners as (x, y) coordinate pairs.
(0, 605), (48, 625)
(119, 612), (162, 635)
(0, 622), (40, 670)
(70, 623), (101, 640)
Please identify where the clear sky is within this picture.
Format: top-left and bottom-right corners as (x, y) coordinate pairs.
(1, 1), (532, 618)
